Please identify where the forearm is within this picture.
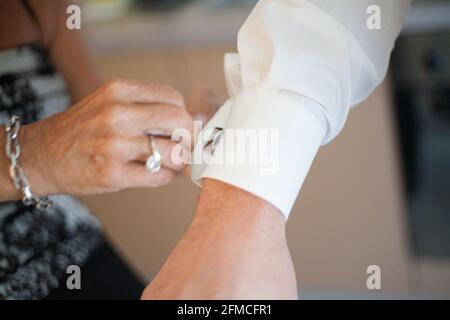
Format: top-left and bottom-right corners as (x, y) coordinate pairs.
(51, 1), (99, 101)
(143, 179), (297, 300)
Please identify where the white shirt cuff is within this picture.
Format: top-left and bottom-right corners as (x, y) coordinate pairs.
(191, 88), (327, 219)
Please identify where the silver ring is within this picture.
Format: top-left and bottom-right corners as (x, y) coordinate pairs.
(146, 136), (162, 174)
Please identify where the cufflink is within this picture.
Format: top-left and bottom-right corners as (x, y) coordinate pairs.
(204, 127), (223, 155)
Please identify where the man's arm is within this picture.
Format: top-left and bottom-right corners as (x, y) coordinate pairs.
(144, 0), (411, 299)
(142, 178), (297, 299)
(193, 0), (411, 219)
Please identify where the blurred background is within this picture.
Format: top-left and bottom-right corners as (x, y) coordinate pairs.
(75, 0), (450, 299)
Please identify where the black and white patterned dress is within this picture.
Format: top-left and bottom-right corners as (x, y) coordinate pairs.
(0, 44), (103, 300)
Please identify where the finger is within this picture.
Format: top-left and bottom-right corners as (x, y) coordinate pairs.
(118, 103), (195, 148)
(182, 165), (191, 177)
(124, 137), (189, 172)
(103, 79), (185, 108)
(186, 88), (220, 121)
(122, 164), (176, 189)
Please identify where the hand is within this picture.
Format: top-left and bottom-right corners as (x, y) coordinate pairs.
(18, 79), (194, 197)
(142, 179), (298, 300)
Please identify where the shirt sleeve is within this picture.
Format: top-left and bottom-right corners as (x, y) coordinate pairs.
(191, 0), (411, 219)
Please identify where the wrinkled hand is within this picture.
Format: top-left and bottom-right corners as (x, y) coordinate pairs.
(20, 79), (194, 196)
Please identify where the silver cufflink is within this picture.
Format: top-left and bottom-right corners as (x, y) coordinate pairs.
(204, 127), (223, 155)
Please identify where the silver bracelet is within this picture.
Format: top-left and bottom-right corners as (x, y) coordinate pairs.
(5, 115), (52, 210)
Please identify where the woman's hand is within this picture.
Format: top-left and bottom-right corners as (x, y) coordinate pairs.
(16, 79), (194, 197)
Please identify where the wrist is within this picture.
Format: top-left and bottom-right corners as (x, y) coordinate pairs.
(18, 122), (57, 196)
(144, 178), (294, 300)
(0, 127), (20, 199)
(192, 178), (287, 242)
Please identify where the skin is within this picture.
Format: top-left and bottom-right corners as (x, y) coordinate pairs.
(0, 79), (195, 201)
(142, 179), (298, 300)
(0, 0), (98, 101)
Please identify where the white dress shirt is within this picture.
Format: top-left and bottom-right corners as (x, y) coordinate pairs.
(192, 0), (411, 219)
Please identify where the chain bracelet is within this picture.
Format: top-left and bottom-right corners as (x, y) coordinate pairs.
(5, 115), (52, 210)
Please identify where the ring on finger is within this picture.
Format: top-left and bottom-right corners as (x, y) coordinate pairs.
(146, 136), (162, 174)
